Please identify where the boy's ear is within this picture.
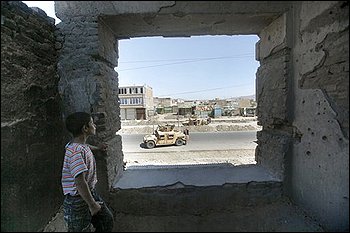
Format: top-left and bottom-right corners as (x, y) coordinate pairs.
(82, 125), (88, 132)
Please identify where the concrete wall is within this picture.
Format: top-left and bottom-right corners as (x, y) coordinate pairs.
(1, 1), (348, 231)
(1, 1), (65, 231)
(55, 1), (291, 38)
(289, 1), (349, 231)
(54, 0), (350, 231)
(54, 0), (289, 193)
(255, 13), (293, 180)
(256, 2), (349, 231)
(55, 8), (123, 200)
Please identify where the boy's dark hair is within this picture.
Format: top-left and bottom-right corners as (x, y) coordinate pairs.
(65, 112), (92, 137)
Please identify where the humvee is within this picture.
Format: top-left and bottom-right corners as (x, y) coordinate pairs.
(143, 124), (187, 149)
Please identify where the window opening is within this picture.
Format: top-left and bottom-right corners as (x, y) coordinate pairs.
(116, 35), (261, 169)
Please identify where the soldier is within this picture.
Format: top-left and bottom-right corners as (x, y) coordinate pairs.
(183, 127), (190, 141)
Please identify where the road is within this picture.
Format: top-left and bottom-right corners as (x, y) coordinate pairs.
(121, 131), (258, 166)
(121, 131), (257, 152)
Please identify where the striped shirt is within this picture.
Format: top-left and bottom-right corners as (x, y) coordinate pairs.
(61, 142), (97, 196)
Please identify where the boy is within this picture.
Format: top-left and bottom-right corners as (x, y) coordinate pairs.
(61, 112), (114, 232)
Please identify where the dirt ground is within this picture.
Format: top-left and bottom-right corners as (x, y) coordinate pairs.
(119, 115), (262, 134)
(124, 149), (257, 168)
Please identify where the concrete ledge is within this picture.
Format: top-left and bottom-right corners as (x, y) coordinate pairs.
(113, 163), (280, 189)
(111, 164), (282, 216)
(113, 197), (324, 232)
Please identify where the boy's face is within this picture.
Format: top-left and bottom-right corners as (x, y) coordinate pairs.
(85, 117), (96, 135)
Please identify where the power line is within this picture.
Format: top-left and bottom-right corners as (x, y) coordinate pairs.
(117, 54), (254, 71)
(157, 83), (252, 97)
(118, 54), (254, 63)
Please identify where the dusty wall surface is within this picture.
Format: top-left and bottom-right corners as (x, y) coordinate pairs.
(1, 1), (348, 232)
(255, 2), (349, 230)
(54, 0), (286, 200)
(55, 10), (123, 196)
(54, 1), (348, 231)
(289, 1), (349, 231)
(255, 13), (293, 180)
(1, 1), (65, 231)
(55, 1), (291, 38)
(51, 2), (292, 231)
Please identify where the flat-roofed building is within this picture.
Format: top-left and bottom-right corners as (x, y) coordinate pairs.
(119, 85), (154, 120)
(154, 97), (172, 108)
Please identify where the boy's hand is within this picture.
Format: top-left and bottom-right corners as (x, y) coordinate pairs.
(97, 143), (108, 152)
(89, 201), (102, 216)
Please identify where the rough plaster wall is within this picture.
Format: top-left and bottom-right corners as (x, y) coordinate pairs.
(111, 181), (283, 231)
(56, 14), (123, 198)
(255, 13), (293, 180)
(1, 1), (65, 231)
(53, 0), (284, 196)
(56, 16), (100, 115)
(55, 1), (292, 38)
(55, 1), (175, 20)
(52, 1), (349, 231)
(94, 18), (124, 198)
(111, 181), (282, 216)
(291, 1), (349, 231)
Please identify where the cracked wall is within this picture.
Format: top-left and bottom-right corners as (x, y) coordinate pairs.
(255, 13), (292, 181)
(55, 12), (123, 199)
(290, 1), (349, 231)
(1, 1), (65, 231)
(255, 2), (348, 231)
(1, 1), (348, 232)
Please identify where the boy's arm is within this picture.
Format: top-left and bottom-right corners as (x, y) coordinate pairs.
(75, 172), (101, 216)
(87, 143), (108, 152)
(87, 144), (99, 151)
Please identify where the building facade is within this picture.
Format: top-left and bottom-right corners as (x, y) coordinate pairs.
(119, 85), (154, 120)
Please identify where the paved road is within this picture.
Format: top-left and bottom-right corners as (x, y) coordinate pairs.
(121, 131), (258, 152)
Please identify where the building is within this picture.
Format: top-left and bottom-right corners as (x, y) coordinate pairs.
(154, 97), (172, 107)
(119, 85), (154, 120)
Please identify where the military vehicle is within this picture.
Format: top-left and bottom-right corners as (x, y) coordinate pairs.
(143, 124), (187, 149)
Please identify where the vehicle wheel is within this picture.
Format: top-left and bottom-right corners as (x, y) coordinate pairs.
(146, 141), (155, 149)
(175, 139), (183, 146)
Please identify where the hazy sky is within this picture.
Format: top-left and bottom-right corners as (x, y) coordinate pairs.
(117, 36), (259, 100)
(23, 1), (260, 100)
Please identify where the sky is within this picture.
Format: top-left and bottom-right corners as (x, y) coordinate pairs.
(22, 1), (260, 100)
(22, 1), (61, 24)
(117, 36), (259, 100)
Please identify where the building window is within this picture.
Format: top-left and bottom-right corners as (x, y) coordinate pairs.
(119, 88), (127, 94)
